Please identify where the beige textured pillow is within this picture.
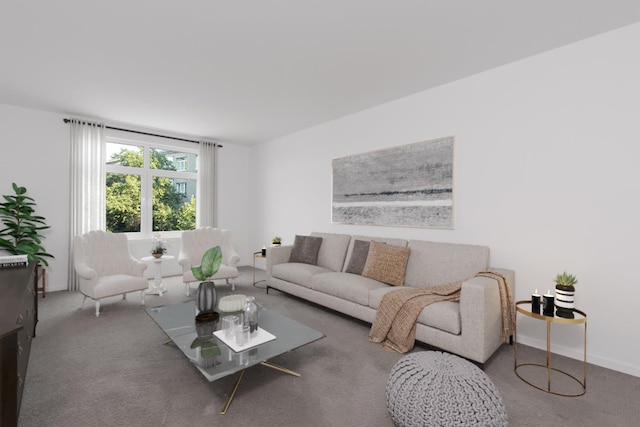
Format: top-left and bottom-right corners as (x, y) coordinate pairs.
(362, 240), (410, 286)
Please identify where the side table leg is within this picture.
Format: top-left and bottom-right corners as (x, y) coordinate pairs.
(546, 320), (552, 392)
(155, 261), (162, 293)
(583, 321), (588, 390)
(513, 312), (518, 369)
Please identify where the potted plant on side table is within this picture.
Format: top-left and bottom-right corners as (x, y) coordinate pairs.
(554, 271), (577, 318)
(150, 234), (167, 258)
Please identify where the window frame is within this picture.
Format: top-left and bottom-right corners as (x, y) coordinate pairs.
(105, 134), (198, 239)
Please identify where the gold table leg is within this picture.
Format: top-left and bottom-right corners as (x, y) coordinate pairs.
(219, 361), (300, 415)
(220, 370), (245, 415)
(260, 360), (301, 377)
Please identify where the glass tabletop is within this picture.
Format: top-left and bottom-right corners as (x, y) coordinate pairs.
(145, 301), (324, 382)
(515, 300), (587, 324)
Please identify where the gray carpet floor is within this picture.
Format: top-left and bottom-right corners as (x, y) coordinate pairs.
(18, 267), (640, 426)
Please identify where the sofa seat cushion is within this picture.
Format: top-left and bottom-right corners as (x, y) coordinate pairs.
(271, 263), (333, 288)
(95, 275), (148, 299)
(368, 287), (462, 335)
(311, 272), (388, 306)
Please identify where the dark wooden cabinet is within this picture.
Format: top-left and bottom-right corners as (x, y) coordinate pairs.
(0, 263), (37, 427)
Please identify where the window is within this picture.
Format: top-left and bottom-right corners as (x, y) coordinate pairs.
(105, 138), (198, 235)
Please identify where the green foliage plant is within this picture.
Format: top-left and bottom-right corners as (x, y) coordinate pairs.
(554, 271), (577, 289)
(191, 246), (222, 281)
(0, 183), (54, 266)
(272, 236), (281, 244)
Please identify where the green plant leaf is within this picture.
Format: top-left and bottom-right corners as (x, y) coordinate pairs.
(0, 183), (53, 264)
(200, 246), (222, 279)
(191, 265), (206, 282)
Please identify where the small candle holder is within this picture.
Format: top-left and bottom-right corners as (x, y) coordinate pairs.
(542, 290), (555, 316)
(531, 290), (541, 313)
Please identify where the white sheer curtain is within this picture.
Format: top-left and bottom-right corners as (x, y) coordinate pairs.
(68, 118), (106, 291)
(196, 140), (218, 228)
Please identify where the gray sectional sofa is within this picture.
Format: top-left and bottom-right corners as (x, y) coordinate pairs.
(265, 232), (515, 364)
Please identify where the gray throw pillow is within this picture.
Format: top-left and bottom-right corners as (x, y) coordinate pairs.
(345, 240), (371, 275)
(289, 235), (323, 265)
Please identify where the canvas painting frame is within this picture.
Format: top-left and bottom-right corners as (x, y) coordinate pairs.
(332, 136), (455, 229)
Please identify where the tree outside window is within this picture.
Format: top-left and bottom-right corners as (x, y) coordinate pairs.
(105, 141), (197, 234)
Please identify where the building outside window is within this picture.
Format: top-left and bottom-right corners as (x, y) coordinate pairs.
(105, 138), (198, 236)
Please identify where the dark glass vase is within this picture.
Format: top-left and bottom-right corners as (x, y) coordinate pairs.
(197, 281), (217, 314)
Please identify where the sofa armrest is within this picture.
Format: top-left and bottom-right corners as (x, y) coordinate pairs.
(223, 248), (240, 268)
(75, 262), (97, 281)
(266, 245), (293, 279)
(128, 258), (148, 277)
(178, 251), (192, 272)
(459, 268), (515, 361)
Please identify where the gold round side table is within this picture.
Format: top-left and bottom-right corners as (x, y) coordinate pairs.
(514, 300), (587, 397)
(252, 251), (267, 288)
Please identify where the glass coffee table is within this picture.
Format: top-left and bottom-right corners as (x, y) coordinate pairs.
(146, 301), (324, 414)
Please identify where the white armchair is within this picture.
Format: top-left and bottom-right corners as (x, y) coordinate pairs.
(73, 230), (148, 316)
(178, 227), (240, 295)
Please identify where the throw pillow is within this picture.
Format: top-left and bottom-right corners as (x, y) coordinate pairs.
(289, 235), (323, 265)
(362, 240), (410, 286)
(345, 240), (371, 275)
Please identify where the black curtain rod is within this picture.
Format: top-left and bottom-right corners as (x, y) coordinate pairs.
(63, 118), (222, 147)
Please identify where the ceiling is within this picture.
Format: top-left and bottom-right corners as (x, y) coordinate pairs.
(2, 1), (640, 146)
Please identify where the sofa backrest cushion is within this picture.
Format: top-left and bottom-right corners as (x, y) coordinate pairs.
(343, 235), (408, 273)
(289, 235), (323, 265)
(310, 232), (352, 272)
(362, 241), (411, 286)
(404, 240), (490, 287)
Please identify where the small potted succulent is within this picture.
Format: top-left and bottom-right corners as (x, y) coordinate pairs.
(271, 236), (282, 247)
(554, 271), (577, 318)
(150, 234), (167, 258)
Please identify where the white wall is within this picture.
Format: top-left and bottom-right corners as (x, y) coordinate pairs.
(0, 104), (254, 290)
(0, 105), (70, 290)
(250, 23), (640, 377)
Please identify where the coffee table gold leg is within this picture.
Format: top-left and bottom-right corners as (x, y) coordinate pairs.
(260, 361), (301, 377)
(220, 370), (245, 415)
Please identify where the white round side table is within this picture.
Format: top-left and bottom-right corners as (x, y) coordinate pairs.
(141, 255), (175, 296)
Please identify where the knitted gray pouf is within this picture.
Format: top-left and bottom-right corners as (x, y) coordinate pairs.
(386, 351), (508, 427)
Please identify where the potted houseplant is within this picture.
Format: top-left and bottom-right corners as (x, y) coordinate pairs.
(0, 182), (54, 266)
(272, 236), (282, 247)
(191, 246), (223, 321)
(150, 234), (167, 258)
(554, 271), (577, 318)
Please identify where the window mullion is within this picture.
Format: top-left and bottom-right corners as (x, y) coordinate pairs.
(141, 146), (152, 236)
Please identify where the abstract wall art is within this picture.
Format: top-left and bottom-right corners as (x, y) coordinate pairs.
(332, 136), (454, 228)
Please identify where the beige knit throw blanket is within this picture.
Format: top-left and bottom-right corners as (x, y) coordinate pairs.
(369, 271), (515, 353)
